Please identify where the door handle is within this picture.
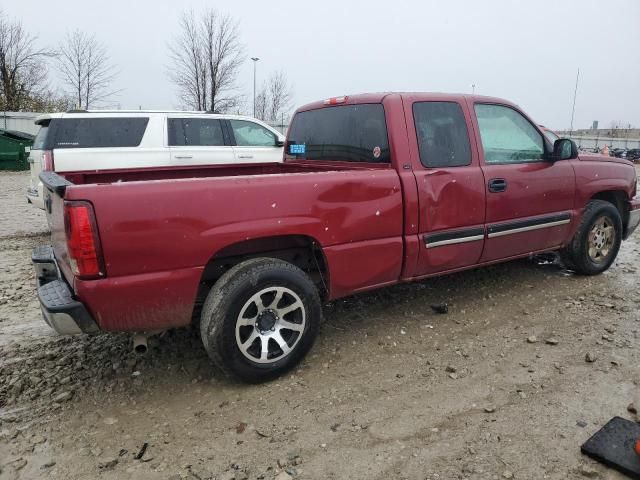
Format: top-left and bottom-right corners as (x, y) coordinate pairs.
(488, 178), (507, 193)
(238, 155), (254, 159)
(174, 155), (193, 159)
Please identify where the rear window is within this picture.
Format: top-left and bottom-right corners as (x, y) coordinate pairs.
(48, 117), (149, 148)
(286, 104), (390, 163)
(32, 121), (50, 150)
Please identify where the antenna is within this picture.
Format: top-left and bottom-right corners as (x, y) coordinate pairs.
(569, 68), (580, 136)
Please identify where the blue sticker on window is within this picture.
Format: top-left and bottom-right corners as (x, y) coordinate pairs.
(289, 144), (305, 155)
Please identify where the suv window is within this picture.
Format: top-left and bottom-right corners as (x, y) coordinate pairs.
(49, 118), (148, 148)
(474, 104), (544, 163)
(286, 104), (390, 163)
(230, 120), (277, 147)
(32, 121), (51, 150)
(413, 102), (471, 168)
(168, 118), (225, 146)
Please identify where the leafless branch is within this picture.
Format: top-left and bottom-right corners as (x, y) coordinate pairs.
(167, 8), (244, 112)
(56, 29), (119, 109)
(0, 10), (54, 111)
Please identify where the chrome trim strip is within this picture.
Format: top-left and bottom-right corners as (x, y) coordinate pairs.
(426, 234), (485, 249)
(487, 219), (571, 238)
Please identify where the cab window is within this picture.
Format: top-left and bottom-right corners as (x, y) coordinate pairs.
(286, 104), (390, 163)
(474, 104), (544, 163)
(413, 102), (471, 168)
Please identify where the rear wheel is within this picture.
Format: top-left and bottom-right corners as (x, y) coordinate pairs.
(561, 200), (622, 275)
(200, 258), (322, 382)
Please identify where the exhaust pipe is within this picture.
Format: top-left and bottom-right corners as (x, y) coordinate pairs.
(132, 334), (148, 355)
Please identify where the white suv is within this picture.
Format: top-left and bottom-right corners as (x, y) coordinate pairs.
(27, 111), (285, 209)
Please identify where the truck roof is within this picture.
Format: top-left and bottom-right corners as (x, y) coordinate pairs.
(296, 92), (517, 113)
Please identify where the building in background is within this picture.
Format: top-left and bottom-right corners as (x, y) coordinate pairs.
(0, 112), (41, 136)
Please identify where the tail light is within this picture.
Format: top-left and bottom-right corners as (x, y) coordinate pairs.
(64, 201), (105, 279)
(42, 150), (55, 171)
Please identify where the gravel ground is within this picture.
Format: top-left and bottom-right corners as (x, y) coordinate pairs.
(1, 169), (640, 480)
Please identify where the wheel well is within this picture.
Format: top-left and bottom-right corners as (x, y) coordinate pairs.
(591, 190), (629, 226)
(192, 235), (329, 321)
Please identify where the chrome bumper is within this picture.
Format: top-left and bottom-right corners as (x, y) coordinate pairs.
(625, 208), (640, 240)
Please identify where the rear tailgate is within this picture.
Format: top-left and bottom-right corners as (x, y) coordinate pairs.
(39, 171), (75, 284)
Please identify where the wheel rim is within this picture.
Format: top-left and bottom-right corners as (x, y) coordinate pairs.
(587, 215), (615, 264)
(235, 286), (306, 364)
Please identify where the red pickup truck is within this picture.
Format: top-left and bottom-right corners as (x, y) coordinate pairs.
(34, 93), (640, 382)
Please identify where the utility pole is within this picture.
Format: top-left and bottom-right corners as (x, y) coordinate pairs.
(251, 57), (260, 117)
(471, 84), (476, 95)
(569, 68), (580, 137)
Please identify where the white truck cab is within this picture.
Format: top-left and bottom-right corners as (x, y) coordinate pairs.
(27, 110), (285, 209)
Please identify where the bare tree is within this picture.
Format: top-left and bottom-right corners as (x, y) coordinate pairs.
(168, 9), (244, 112)
(267, 71), (292, 122)
(0, 11), (53, 111)
(252, 71), (293, 122)
(56, 30), (118, 109)
(254, 85), (269, 121)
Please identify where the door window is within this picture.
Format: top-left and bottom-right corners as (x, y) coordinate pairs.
(474, 104), (544, 163)
(413, 102), (471, 168)
(229, 120), (277, 147)
(168, 118), (225, 146)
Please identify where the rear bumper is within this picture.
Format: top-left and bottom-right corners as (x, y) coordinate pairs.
(26, 181), (45, 210)
(625, 199), (640, 240)
(32, 245), (100, 335)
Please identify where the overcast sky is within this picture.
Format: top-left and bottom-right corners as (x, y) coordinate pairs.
(8, 0), (640, 130)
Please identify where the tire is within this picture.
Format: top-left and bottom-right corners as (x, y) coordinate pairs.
(561, 200), (622, 275)
(200, 258), (322, 383)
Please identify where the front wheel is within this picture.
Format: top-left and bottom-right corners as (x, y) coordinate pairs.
(200, 258), (322, 382)
(561, 200), (622, 275)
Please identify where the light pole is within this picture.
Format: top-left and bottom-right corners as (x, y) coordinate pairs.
(251, 57), (260, 117)
(471, 84), (476, 95)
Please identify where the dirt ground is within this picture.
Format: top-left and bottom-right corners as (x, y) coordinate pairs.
(1, 169), (639, 480)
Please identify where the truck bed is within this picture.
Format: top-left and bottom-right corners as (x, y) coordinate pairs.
(41, 161), (405, 331)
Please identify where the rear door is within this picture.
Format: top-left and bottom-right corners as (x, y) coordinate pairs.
(404, 98), (486, 275)
(227, 119), (284, 163)
(168, 117), (235, 165)
(470, 102), (575, 262)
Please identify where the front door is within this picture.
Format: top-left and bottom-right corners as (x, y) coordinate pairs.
(470, 102), (575, 262)
(227, 119), (284, 163)
(405, 99), (487, 275)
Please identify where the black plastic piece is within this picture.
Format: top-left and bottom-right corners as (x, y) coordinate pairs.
(487, 213), (572, 235)
(32, 245), (54, 263)
(39, 171), (73, 196)
(581, 416), (640, 479)
(424, 227), (485, 246)
(37, 280), (99, 333)
(488, 178), (508, 193)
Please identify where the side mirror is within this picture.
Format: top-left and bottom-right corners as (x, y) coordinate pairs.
(552, 138), (578, 161)
(275, 137), (285, 147)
